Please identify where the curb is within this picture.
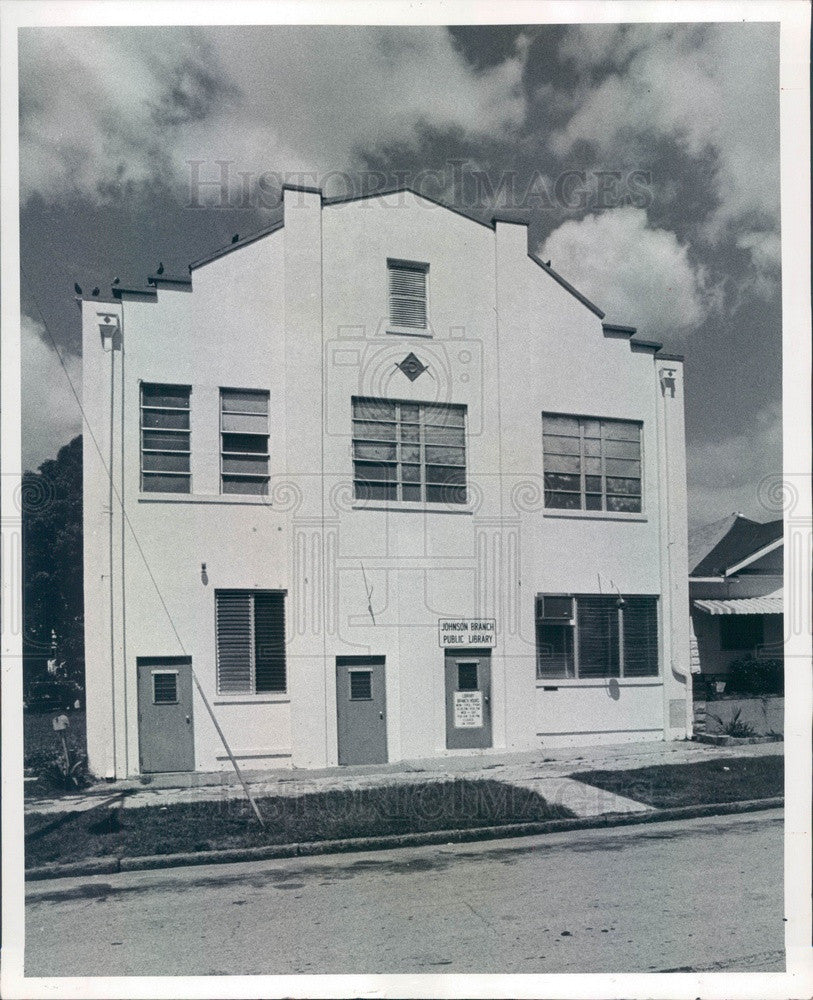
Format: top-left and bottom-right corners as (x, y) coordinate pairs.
(25, 796), (783, 882)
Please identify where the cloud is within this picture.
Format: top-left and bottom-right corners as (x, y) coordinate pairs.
(22, 314), (82, 472)
(19, 26), (528, 206)
(550, 23), (780, 279)
(538, 206), (711, 341)
(687, 401), (782, 529)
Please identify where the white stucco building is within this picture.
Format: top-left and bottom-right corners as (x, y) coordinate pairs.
(82, 184), (691, 779)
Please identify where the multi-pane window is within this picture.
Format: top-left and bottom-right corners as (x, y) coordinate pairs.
(388, 259), (428, 330)
(215, 590), (286, 694)
(140, 383), (191, 493)
(352, 397), (466, 505)
(536, 594), (659, 679)
(542, 414), (642, 513)
(220, 389), (270, 495)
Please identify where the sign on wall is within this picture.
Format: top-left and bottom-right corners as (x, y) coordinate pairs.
(438, 619), (496, 648)
(454, 691), (484, 728)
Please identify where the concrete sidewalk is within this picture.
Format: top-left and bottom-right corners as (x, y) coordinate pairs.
(26, 738), (782, 818)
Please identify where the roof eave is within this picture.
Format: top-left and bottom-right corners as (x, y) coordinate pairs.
(189, 220), (284, 272)
(527, 251), (605, 319)
(724, 537), (784, 577)
(323, 184), (495, 231)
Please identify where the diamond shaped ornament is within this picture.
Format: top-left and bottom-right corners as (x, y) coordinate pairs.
(396, 352), (428, 382)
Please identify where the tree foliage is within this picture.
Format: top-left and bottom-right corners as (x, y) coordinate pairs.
(22, 435), (84, 688)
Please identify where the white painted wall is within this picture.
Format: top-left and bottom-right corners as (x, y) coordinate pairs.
(83, 187), (690, 778)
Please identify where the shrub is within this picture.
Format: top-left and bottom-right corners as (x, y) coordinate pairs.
(727, 655), (784, 696)
(26, 745), (90, 792)
(708, 707), (756, 738)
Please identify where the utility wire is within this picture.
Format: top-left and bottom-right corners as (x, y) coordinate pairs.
(19, 274), (265, 825)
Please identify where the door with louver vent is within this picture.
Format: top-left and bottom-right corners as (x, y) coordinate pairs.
(336, 657), (387, 765)
(137, 657), (194, 773)
(444, 650), (492, 749)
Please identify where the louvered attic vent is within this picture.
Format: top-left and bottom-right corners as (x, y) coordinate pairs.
(388, 259), (428, 330)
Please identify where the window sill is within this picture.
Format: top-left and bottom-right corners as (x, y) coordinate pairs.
(543, 508), (647, 522)
(138, 493), (271, 506)
(351, 500), (474, 515)
(536, 678), (661, 688)
(386, 326), (433, 338)
(212, 695), (290, 706)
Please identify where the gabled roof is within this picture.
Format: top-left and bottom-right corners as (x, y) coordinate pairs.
(689, 514), (783, 577)
(323, 183), (494, 230)
(97, 183), (680, 357)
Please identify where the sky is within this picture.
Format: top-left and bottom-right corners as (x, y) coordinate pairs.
(18, 21), (782, 529)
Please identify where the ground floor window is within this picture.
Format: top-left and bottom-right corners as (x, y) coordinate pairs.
(536, 594), (659, 680)
(720, 614), (764, 651)
(215, 590), (286, 693)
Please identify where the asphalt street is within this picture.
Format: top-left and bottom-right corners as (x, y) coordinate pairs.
(25, 809), (784, 977)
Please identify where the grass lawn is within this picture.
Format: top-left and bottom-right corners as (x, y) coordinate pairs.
(25, 779), (575, 868)
(572, 754), (784, 809)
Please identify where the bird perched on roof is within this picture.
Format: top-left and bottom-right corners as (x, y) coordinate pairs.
(112, 276), (120, 285)
(545, 260), (551, 267)
(91, 287), (100, 297)
(231, 233), (240, 243)
(74, 282), (82, 296)
(156, 262), (164, 275)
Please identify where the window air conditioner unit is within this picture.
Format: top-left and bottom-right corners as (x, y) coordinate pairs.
(539, 596), (575, 622)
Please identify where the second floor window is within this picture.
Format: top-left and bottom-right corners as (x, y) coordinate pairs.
(542, 414), (642, 513)
(140, 383), (191, 493)
(220, 389), (270, 495)
(352, 397), (466, 505)
(388, 259), (428, 331)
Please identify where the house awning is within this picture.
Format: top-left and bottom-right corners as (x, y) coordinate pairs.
(693, 589), (783, 615)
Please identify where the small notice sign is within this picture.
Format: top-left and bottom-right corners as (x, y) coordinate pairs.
(454, 691), (484, 728)
(438, 619), (496, 648)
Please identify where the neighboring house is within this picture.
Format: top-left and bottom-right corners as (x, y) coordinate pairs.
(689, 514), (784, 684)
(81, 184), (691, 780)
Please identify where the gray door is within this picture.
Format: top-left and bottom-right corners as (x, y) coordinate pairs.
(336, 657), (387, 765)
(137, 657), (195, 773)
(445, 650), (492, 749)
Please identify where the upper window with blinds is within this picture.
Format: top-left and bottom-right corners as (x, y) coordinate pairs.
(388, 259), (428, 332)
(215, 590), (286, 694)
(140, 383), (191, 493)
(542, 414), (643, 513)
(220, 389), (270, 495)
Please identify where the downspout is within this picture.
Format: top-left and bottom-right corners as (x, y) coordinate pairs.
(658, 363), (693, 739)
(108, 339), (117, 775)
(120, 308), (129, 776)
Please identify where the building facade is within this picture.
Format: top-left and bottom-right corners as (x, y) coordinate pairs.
(82, 185), (691, 779)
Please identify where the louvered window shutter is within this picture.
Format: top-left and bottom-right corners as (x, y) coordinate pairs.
(215, 591), (253, 693)
(621, 597), (659, 677)
(389, 263), (427, 329)
(576, 596), (620, 678)
(254, 592), (287, 692)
